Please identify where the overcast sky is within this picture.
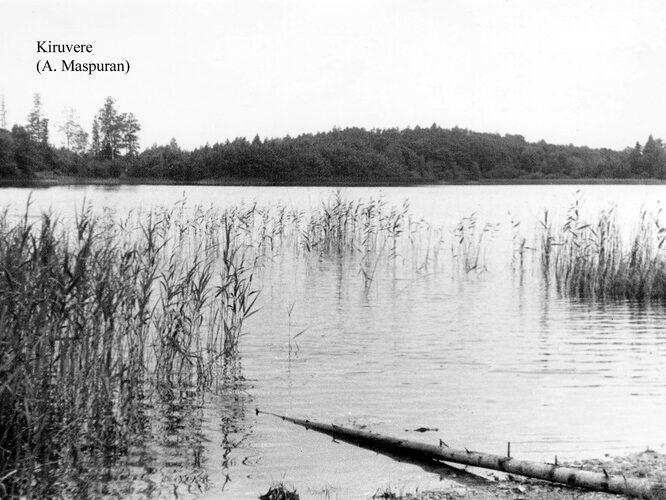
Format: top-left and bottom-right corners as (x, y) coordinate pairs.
(1, 0), (665, 151)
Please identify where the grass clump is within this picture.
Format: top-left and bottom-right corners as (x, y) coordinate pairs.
(301, 192), (411, 257)
(539, 200), (666, 300)
(259, 482), (300, 500)
(451, 212), (498, 274)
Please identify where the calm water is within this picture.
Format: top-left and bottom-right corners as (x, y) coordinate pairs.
(3, 184), (666, 499)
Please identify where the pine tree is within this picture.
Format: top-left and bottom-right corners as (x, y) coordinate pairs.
(26, 93), (46, 143)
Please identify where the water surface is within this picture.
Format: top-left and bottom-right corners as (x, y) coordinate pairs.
(3, 184), (666, 499)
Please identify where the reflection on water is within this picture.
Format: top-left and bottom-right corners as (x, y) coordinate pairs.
(59, 353), (252, 498)
(4, 184), (666, 498)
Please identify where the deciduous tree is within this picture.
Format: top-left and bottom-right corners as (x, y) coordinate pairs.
(58, 107), (88, 154)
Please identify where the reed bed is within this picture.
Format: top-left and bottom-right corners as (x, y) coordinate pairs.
(538, 201), (666, 300)
(300, 193), (410, 256)
(0, 193), (483, 497)
(298, 193), (473, 280)
(0, 204), (259, 497)
(226, 192), (454, 281)
(172, 193), (477, 277)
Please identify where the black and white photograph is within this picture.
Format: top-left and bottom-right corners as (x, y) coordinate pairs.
(2, 1), (666, 498)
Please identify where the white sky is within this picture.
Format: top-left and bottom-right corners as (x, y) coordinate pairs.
(0, 0), (665, 151)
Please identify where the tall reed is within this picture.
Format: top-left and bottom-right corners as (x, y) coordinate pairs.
(538, 201), (666, 300)
(0, 204), (259, 497)
(451, 212), (498, 274)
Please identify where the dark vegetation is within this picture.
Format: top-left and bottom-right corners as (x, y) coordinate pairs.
(0, 204), (260, 497)
(259, 483), (300, 500)
(1, 94), (666, 184)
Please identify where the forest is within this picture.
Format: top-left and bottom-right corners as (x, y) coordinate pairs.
(1, 94), (665, 184)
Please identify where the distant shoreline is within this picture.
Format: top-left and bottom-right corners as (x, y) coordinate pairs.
(3, 124), (665, 189)
(3, 176), (666, 188)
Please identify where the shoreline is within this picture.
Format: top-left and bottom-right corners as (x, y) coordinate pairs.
(393, 449), (666, 499)
(3, 176), (666, 188)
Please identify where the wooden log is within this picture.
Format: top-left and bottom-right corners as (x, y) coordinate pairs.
(257, 409), (666, 499)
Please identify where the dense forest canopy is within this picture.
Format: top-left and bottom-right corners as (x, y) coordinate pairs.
(1, 93), (665, 183)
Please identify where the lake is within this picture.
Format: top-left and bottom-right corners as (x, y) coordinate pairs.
(2, 184), (666, 499)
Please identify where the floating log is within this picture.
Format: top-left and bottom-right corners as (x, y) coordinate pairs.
(257, 409), (666, 499)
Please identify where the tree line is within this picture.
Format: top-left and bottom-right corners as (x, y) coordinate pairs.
(0, 95), (140, 179)
(1, 94), (665, 183)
